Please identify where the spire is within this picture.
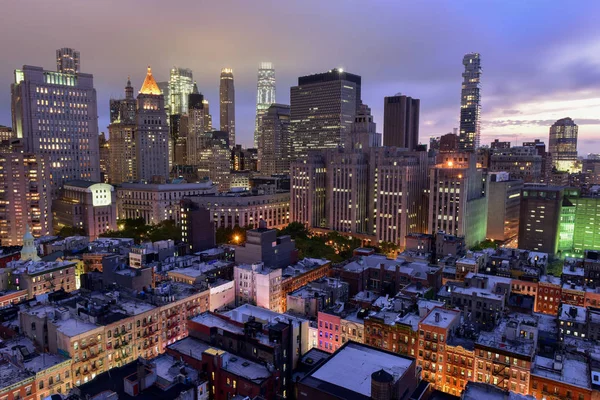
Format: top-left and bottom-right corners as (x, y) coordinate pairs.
(192, 81), (199, 94)
(125, 76), (134, 99)
(139, 66), (161, 95)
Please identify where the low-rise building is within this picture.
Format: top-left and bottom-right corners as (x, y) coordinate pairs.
(183, 190), (290, 229)
(166, 337), (276, 400)
(296, 341), (420, 400)
(558, 304), (587, 341)
(234, 263), (282, 312)
(117, 181), (217, 225)
(52, 180), (117, 240)
(530, 352), (592, 400)
(417, 307), (461, 391)
(449, 273), (511, 328)
(474, 314), (538, 395)
(7, 259), (78, 298)
(188, 304), (312, 398)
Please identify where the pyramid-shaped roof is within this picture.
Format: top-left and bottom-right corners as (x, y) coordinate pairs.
(139, 66), (161, 95)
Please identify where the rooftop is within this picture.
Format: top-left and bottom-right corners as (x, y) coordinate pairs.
(532, 354), (590, 390)
(53, 317), (101, 337)
(420, 307), (460, 330)
(0, 360), (33, 389)
(559, 305), (587, 324)
(305, 341), (413, 398)
(476, 314), (538, 358)
(224, 304), (309, 327)
(462, 382), (534, 400)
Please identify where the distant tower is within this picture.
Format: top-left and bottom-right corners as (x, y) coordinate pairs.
(56, 47), (80, 74)
(108, 77), (137, 184)
(549, 117), (579, 172)
(290, 68), (361, 158)
(259, 104), (290, 175)
(219, 68), (235, 147)
(136, 66), (169, 182)
(168, 67), (194, 115)
(383, 93), (420, 150)
(254, 62), (276, 148)
(459, 53), (482, 152)
(20, 225), (41, 261)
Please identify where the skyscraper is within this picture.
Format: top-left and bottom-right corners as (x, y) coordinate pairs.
(0, 153), (51, 245)
(219, 68), (235, 146)
(254, 62), (276, 148)
(108, 78), (137, 184)
(11, 61), (100, 196)
(428, 153), (488, 248)
(203, 98), (213, 132)
(187, 84), (207, 166)
(259, 104), (290, 175)
(383, 94), (420, 149)
(290, 106), (427, 249)
(290, 68), (361, 158)
(459, 53), (482, 152)
(168, 67), (194, 116)
(56, 47), (80, 74)
(135, 67), (169, 182)
(549, 117), (579, 172)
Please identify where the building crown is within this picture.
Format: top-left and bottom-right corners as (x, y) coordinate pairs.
(139, 66), (161, 95)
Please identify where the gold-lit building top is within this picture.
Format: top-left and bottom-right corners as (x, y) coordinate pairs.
(139, 66), (161, 95)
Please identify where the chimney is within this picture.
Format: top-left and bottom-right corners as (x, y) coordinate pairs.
(435, 312), (440, 323)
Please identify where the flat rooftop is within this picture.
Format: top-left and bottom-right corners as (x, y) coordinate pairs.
(53, 317), (100, 337)
(421, 307), (460, 329)
(532, 355), (590, 390)
(306, 341), (413, 398)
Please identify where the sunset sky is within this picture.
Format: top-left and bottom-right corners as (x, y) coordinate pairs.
(2, 0), (600, 153)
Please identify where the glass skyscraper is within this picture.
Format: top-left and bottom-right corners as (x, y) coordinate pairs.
(254, 62), (276, 148)
(459, 53), (482, 152)
(549, 117), (579, 173)
(168, 67), (194, 116)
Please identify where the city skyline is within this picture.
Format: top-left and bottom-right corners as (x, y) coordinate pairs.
(2, 1), (600, 151)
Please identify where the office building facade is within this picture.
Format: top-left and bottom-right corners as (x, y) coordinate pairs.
(0, 153), (51, 245)
(290, 68), (360, 158)
(486, 172), (523, 241)
(383, 94), (420, 150)
(11, 63), (100, 195)
(428, 152), (488, 248)
(52, 180), (117, 240)
(549, 117), (579, 173)
(258, 104), (290, 175)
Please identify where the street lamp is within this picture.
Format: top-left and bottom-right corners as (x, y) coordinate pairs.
(234, 235), (240, 244)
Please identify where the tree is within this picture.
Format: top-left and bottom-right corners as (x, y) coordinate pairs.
(278, 222), (309, 239)
(379, 241), (400, 258)
(57, 226), (86, 237)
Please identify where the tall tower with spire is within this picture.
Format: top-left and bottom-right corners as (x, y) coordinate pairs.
(136, 67), (169, 182)
(254, 62), (276, 148)
(108, 77), (137, 184)
(219, 68), (235, 147)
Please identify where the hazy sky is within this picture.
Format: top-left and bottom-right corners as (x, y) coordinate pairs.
(3, 0), (600, 152)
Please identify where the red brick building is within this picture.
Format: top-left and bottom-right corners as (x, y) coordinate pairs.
(166, 337), (277, 400)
